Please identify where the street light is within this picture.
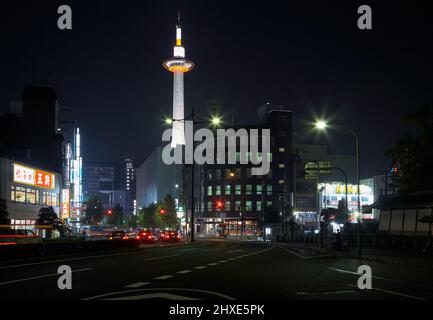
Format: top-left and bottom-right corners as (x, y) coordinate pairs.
(164, 110), (223, 243)
(314, 119), (362, 256)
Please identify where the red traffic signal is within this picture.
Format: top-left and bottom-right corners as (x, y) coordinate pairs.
(215, 201), (223, 209)
(160, 209), (166, 215)
(106, 209), (113, 216)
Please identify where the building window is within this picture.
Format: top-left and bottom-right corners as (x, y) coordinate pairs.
(207, 170), (213, 181)
(266, 201), (273, 208)
(207, 201), (213, 212)
(224, 201), (231, 211)
(207, 186), (213, 196)
(256, 185), (263, 195)
(267, 185), (273, 196)
(235, 185), (242, 195)
(215, 169), (222, 180)
(246, 201), (252, 211)
(256, 201), (262, 211)
(215, 185), (221, 196)
(279, 147), (285, 152)
(279, 164), (285, 169)
(279, 180), (284, 185)
(235, 201), (242, 211)
(11, 186), (39, 205)
(225, 185), (231, 195)
(246, 184), (252, 195)
(43, 191), (58, 206)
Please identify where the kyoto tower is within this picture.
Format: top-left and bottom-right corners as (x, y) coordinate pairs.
(163, 14), (194, 147)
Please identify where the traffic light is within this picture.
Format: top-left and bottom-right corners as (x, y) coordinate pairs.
(215, 200), (223, 210)
(106, 209), (113, 216)
(160, 208), (166, 215)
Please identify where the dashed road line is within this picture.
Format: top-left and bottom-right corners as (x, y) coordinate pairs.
(207, 263), (219, 266)
(154, 275), (174, 280)
(144, 254), (179, 261)
(194, 266), (207, 270)
(125, 282), (150, 288)
(177, 270), (192, 274)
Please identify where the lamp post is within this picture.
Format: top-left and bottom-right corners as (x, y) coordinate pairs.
(165, 111), (222, 243)
(314, 120), (362, 256)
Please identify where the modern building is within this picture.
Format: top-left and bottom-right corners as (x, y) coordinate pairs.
(292, 144), (357, 228)
(136, 146), (183, 209)
(0, 158), (62, 230)
(83, 161), (116, 208)
(0, 86), (64, 173)
(199, 103), (294, 239)
(115, 157), (136, 215)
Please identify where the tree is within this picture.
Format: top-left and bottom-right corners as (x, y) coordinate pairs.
(85, 194), (105, 223)
(138, 203), (161, 229)
(0, 198), (11, 226)
(386, 103), (433, 193)
(159, 194), (179, 230)
(37, 206), (61, 238)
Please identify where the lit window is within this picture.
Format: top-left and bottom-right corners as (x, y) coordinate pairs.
(256, 185), (263, 195)
(279, 164), (285, 169)
(225, 185), (231, 195)
(215, 185), (221, 196)
(267, 185), (273, 196)
(246, 201), (252, 211)
(207, 186), (212, 196)
(279, 180), (284, 184)
(235, 185), (241, 195)
(279, 147), (285, 152)
(207, 201), (212, 211)
(235, 201), (242, 211)
(246, 185), (252, 195)
(224, 201), (231, 211)
(256, 201), (262, 211)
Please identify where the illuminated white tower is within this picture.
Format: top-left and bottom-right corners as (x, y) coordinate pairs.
(163, 14), (194, 147)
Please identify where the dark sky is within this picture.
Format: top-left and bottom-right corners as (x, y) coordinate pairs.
(1, 0), (432, 178)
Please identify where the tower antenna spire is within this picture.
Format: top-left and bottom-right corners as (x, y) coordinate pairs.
(177, 10), (180, 26)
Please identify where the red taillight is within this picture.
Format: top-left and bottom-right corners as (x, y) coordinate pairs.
(148, 236), (152, 239)
(136, 236), (140, 240)
(109, 237), (113, 240)
(123, 236), (128, 240)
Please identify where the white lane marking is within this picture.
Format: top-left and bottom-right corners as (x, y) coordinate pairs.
(236, 256), (243, 258)
(0, 268), (92, 286)
(125, 282), (150, 288)
(279, 246), (329, 259)
(104, 292), (201, 301)
(83, 287), (237, 301)
(144, 254), (179, 261)
(207, 263), (219, 266)
(228, 250), (244, 253)
(346, 284), (427, 301)
(194, 266), (207, 270)
(154, 275), (174, 280)
(177, 270), (192, 274)
(227, 258), (236, 261)
(218, 260), (228, 263)
(330, 267), (404, 283)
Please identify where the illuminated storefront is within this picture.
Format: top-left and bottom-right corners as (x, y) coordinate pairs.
(0, 158), (62, 229)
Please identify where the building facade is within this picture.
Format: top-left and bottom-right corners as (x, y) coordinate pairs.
(199, 104), (293, 239)
(0, 158), (62, 230)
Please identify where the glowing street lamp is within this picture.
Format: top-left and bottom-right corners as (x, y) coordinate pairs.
(210, 116), (222, 126)
(313, 119), (362, 256)
(315, 120), (328, 130)
(165, 118), (173, 125)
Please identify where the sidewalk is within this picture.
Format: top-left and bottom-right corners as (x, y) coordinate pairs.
(284, 242), (433, 268)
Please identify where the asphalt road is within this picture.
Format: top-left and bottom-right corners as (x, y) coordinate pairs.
(0, 240), (432, 301)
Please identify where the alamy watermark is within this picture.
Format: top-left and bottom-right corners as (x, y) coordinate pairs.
(161, 121), (271, 176)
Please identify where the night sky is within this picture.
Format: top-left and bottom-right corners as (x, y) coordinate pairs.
(1, 0), (432, 178)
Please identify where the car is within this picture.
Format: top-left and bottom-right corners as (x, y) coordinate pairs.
(160, 230), (181, 242)
(0, 228), (41, 246)
(136, 230), (155, 244)
(109, 230), (128, 240)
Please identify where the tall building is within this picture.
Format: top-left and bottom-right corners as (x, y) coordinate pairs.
(136, 146), (183, 209)
(0, 86), (64, 173)
(200, 104), (294, 239)
(163, 15), (194, 147)
(83, 162), (116, 209)
(115, 157), (136, 215)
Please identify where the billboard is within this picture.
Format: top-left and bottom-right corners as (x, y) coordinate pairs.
(13, 163), (55, 189)
(61, 189), (70, 219)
